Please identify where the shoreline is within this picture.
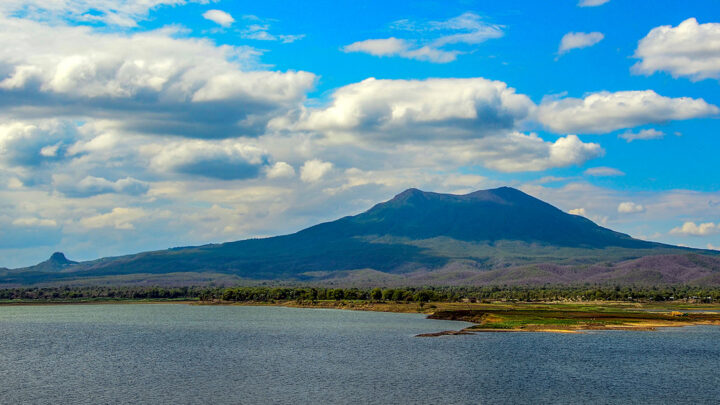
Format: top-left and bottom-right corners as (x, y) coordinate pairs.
(3, 298), (720, 335)
(0, 299), (200, 306)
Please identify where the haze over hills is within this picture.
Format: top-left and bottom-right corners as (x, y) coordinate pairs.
(2, 187), (719, 287)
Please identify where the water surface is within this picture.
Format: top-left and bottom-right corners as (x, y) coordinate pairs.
(1, 304), (719, 404)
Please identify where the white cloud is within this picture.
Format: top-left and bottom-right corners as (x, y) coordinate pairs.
(79, 207), (147, 230)
(265, 162), (295, 179)
(568, 208), (608, 226)
(708, 243), (720, 251)
(203, 9), (234, 27)
(558, 32), (604, 54)
(546, 135), (603, 168)
(617, 201), (645, 214)
(300, 159), (333, 183)
(241, 23), (305, 43)
(400, 133), (603, 172)
(510, 183), (720, 247)
(343, 39), (459, 63)
(276, 77), (601, 173)
(7, 177), (23, 189)
(3, 7), (720, 269)
(12, 217), (58, 227)
(289, 77), (534, 141)
(538, 90), (718, 134)
(618, 128), (665, 142)
(568, 208), (587, 216)
(0, 16), (316, 138)
(0, 120), (77, 167)
(578, 0), (610, 6)
(670, 221), (718, 236)
(55, 175), (149, 197)
(40, 144), (60, 157)
(149, 140), (270, 180)
(633, 18), (720, 81)
(584, 167), (625, 177)
(343, 37), (417, 56)
(343, 12), (502, 63)
(0, 0), (210, 27)
(428, 12), (504, 45)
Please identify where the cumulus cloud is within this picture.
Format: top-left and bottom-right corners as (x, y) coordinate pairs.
(149, 140), (270, 180)
(343, 12), (503, 63)
(0, 120), (78, 167)
(618, 128), (665, 142)
(265, 162), (295, 179)
(55, 175), (149, 197)
(79, 207), (147, 230)
(300, 159), (333, 183)
(558, 32), (604, 54)
(479, 133), (603, 172)
(578, 0), (610, 6)
(203, 9), (234, 27)
(276, 77), (602, 173)
(538, 90), (718, 134)
(288, 77), (534, 141)
(3, 5), (718, 268)
(400, 133), (603, 172)
(670, 221), (719, 236)
(568, 208), (587, 216)
(617, 201), (645, 214)
(584, 167), (625, 177)
(0, 16), (316, 138)
(633, 18), (720, 81)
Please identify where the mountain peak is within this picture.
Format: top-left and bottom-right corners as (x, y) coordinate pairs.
(31, 252), (78, 272)
(394, 186), (525, 199)
(49, 252), (71, 264)
(393, 187), (426, 199)
(349, 186), (650, 249)
(388, 186), (529, 207)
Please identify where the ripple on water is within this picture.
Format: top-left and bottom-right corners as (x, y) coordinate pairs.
(0, 304), (719, 404)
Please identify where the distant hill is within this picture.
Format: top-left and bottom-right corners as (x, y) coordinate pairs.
(3, 187), (719, 287)
(33, 252), (77, 272)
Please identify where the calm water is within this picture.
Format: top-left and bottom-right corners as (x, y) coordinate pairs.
(1, 305), (719, 404)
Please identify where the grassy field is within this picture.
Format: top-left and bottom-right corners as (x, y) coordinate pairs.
(232, 300), (720, 334)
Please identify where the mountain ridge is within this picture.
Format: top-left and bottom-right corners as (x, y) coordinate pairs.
(3, 186), (718, 287)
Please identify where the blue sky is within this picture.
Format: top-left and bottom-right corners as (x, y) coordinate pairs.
(1, 0), (720, 267)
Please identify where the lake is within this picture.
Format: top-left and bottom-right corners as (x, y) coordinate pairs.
(1, 304), (719, 404)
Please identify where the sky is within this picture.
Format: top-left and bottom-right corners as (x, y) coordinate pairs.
(1, 0), (720, 267)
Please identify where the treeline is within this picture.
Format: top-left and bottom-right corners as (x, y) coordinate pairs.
(2, 285), (720, 302)
(0, 286), (200, 301)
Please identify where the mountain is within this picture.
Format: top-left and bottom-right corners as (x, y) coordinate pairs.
(3, 187), (719, 287)
(319, 187), (653, 248)
(34, 252), (77, 272)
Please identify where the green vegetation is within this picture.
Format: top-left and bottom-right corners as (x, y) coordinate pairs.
(3, 284), (720, 303)
(4, 285), (720, 333)
(427, 307), (720, 333)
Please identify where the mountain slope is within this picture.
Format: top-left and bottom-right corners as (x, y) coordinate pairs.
(3, 187), (717, 286)
(309, 187), (653, 248)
